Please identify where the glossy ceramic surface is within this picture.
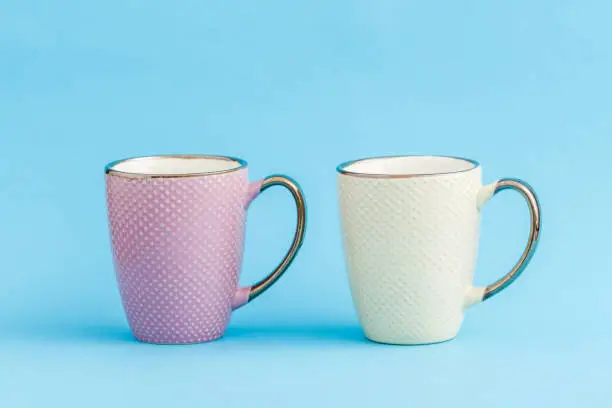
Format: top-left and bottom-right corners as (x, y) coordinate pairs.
(337, 155), (540, 345)
(106, 155), (306, 344)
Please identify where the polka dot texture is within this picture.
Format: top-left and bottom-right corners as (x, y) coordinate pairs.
(106, 169), (258, 344)
(338, 167), (483, 344)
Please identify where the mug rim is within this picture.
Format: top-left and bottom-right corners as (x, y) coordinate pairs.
(336, 155), (480, 179)
(105, 154), (248, 179)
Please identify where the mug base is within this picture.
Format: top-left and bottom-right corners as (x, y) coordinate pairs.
(133, 332), (224, 345)
(364, 333), (457, 346)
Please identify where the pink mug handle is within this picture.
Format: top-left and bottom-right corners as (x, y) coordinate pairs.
(232, 175), (306, 309)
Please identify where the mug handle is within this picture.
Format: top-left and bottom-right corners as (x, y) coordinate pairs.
(232, 175), (307, 309)
(465, 178), (541, 307)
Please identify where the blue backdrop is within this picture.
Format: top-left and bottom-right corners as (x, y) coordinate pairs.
(1, 1), (610, 406)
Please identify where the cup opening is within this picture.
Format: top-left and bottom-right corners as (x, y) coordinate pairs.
(105, 155), (247, 178)
(337, 155), (479, 178)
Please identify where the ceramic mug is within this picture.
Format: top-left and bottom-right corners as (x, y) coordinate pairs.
(337, 155), (540, 345)
(105, 155), (306, 344)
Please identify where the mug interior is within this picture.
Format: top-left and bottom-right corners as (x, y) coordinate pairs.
(106, 155), (246, 176)
(338, 156), (478, 177)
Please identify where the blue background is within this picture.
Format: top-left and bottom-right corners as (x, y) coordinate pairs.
(1, 1), (610, 406)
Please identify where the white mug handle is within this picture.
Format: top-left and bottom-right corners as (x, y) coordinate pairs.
(466, 178), (541, 307)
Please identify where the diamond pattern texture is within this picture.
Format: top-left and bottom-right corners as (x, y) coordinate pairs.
(338, 168), (482, 344)
(106, 169), (258, 344)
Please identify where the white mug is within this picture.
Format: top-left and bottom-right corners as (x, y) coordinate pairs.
(337, 155), (540, 345)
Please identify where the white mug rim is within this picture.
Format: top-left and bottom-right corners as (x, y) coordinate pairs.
(336, 155), (480, 179)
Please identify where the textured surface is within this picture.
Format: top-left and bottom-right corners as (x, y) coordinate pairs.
(106, 169), (255, 344)
(338, 167), (483, 344)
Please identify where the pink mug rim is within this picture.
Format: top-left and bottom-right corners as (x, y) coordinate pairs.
(105, 154), (248, 179)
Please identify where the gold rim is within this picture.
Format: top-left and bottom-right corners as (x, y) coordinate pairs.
(105, 154), (248, 179)
(336, 155), (480, 179)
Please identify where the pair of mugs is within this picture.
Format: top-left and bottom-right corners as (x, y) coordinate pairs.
(105, 154), (540, 345)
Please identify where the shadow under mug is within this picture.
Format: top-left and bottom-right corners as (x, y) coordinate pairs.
(337, 155), (541, 345)
(105, 155), (306, 344)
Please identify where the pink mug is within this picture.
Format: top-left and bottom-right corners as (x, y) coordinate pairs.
(105, 155), (306, 344)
